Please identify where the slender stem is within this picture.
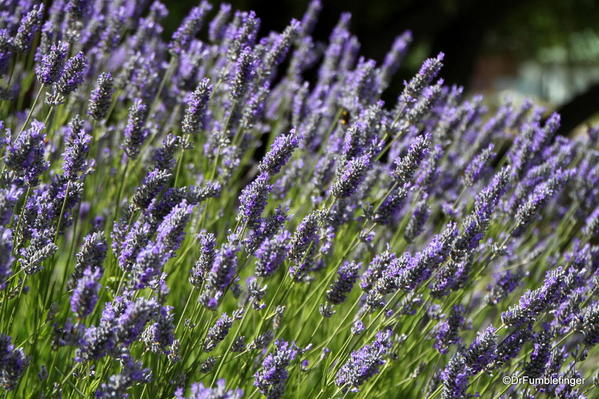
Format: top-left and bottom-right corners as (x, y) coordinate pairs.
(14, 84), (44, 142)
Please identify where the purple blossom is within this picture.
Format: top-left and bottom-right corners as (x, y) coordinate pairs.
(169, 1), (212, 56)
(175, 379), (243, 399)
(523, 328), (552, 378)
(502, 267), (568, 327)
(5, 120), (49, 185)
(254, 340), (299, 399)
(230, 46), (257, 101)
(190, 231), (217, 287)
(433, 305), (466, 354)
(0, 334), (29, 390)
(288, 211), (320, 281)
(255, 230), (290, 278)
(262, 20), (300, 79)
(114, 298), (160, 346)
(35, 41), (68, 85)
(200, 242), (239, 309)
(182, 78), (212, 134)
(209, 4), (232, 43)
(495, 325), (533, 365)
(63, 119), (92, 180)
(404, 197), (430, 243)
(464, 143), (495, 187)
(123, 99), (149, 159)
(464, 325), (497, 374)
(13, 4), (44, 52)
(204, 313), (234, 352)
(379, 30), (412, 87)
(88, 73), (114, 121)
(0, 227), (15, 289)
(331, 153), (371, 198)
(326, 261), (360, 304)
(95, 352), (151, 398)
(440, 353), (469, 399)
(299, 0), (322, 36)
(71, 267), (102, 318)
(155, 200), (193, 256)
(142, 306), (175, 354)
(237, 173), (272, 228)
(513, 169), (572, 236)
(392, 134), (429, 185)
(335, 330), (392, 392)
(55, 52), (87, 97)
(361, 250), (397, 292)
(576, 302), (599, 347)
(258, 130), (299, 175)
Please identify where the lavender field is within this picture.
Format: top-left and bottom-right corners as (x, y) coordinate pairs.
(0, 0), (598, 398)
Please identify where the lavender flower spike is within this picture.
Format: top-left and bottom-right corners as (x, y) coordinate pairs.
(237, 173), (272, 228)
(71, 267), (102, 318)
(300, 0), (322, 36)
(0, 227), (15, 289)
(440, 353), (469, 399)
(200, 242), (239, 309)
(13, 4), (44, 53)
(123, 99), (149, 159)
(463, 325), (497, 374)
(5, 120), (49, 185)
(331, 153), (371, 198)
(169, 1), (213, 56)
(379, 30), (412, 88)
(189, 231), (216, 287)
(175, 379), (243, 399)
(258, 130), (299, 175)
(501, 267), (568, 327)
(392, 134), (429, 185)
(576, 302), (599, 347)
(0, 334), (29, 391)
(208, 4), (232, 43)
(326, 261), (361, 305)
(88, 73), (114, 121)
(54, 52), (87, 99)
(335, 330), (393, 392)
(36, 41), (68, 85)
(254, 340), (299, 399)
(182, 78), (212, 135)
(204, 313), (234, 352)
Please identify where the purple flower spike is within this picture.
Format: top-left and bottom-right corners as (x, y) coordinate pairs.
(71, 267), (102, 318)
(237, 173), (272, 228)
(182, 78), (212, 135)
(36, 41), (68, 85)
(335, 330), (393, 392)
(331, 153), (371, 198)
(0, 334), (29, 390)
(169, 1), (213, 56)
(5, 120), (49, 185)
(464, 325), (497, 375)
(175, 379), (243, 399)
(88, 73), (114, 121)
(326, 261), (361, 305)
(254, 340), (298, 399)
(123, 99), (149, 159)
(56, 52), (87, 97)
(258, 130), (299, 176)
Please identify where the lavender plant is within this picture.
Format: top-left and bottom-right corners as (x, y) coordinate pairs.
(0, 1), (598, 398)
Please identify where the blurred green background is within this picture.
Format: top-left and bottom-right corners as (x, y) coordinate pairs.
(163, 0), (599, 134)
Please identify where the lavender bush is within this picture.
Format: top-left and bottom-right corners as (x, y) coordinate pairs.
(0, 1), (598, 398)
